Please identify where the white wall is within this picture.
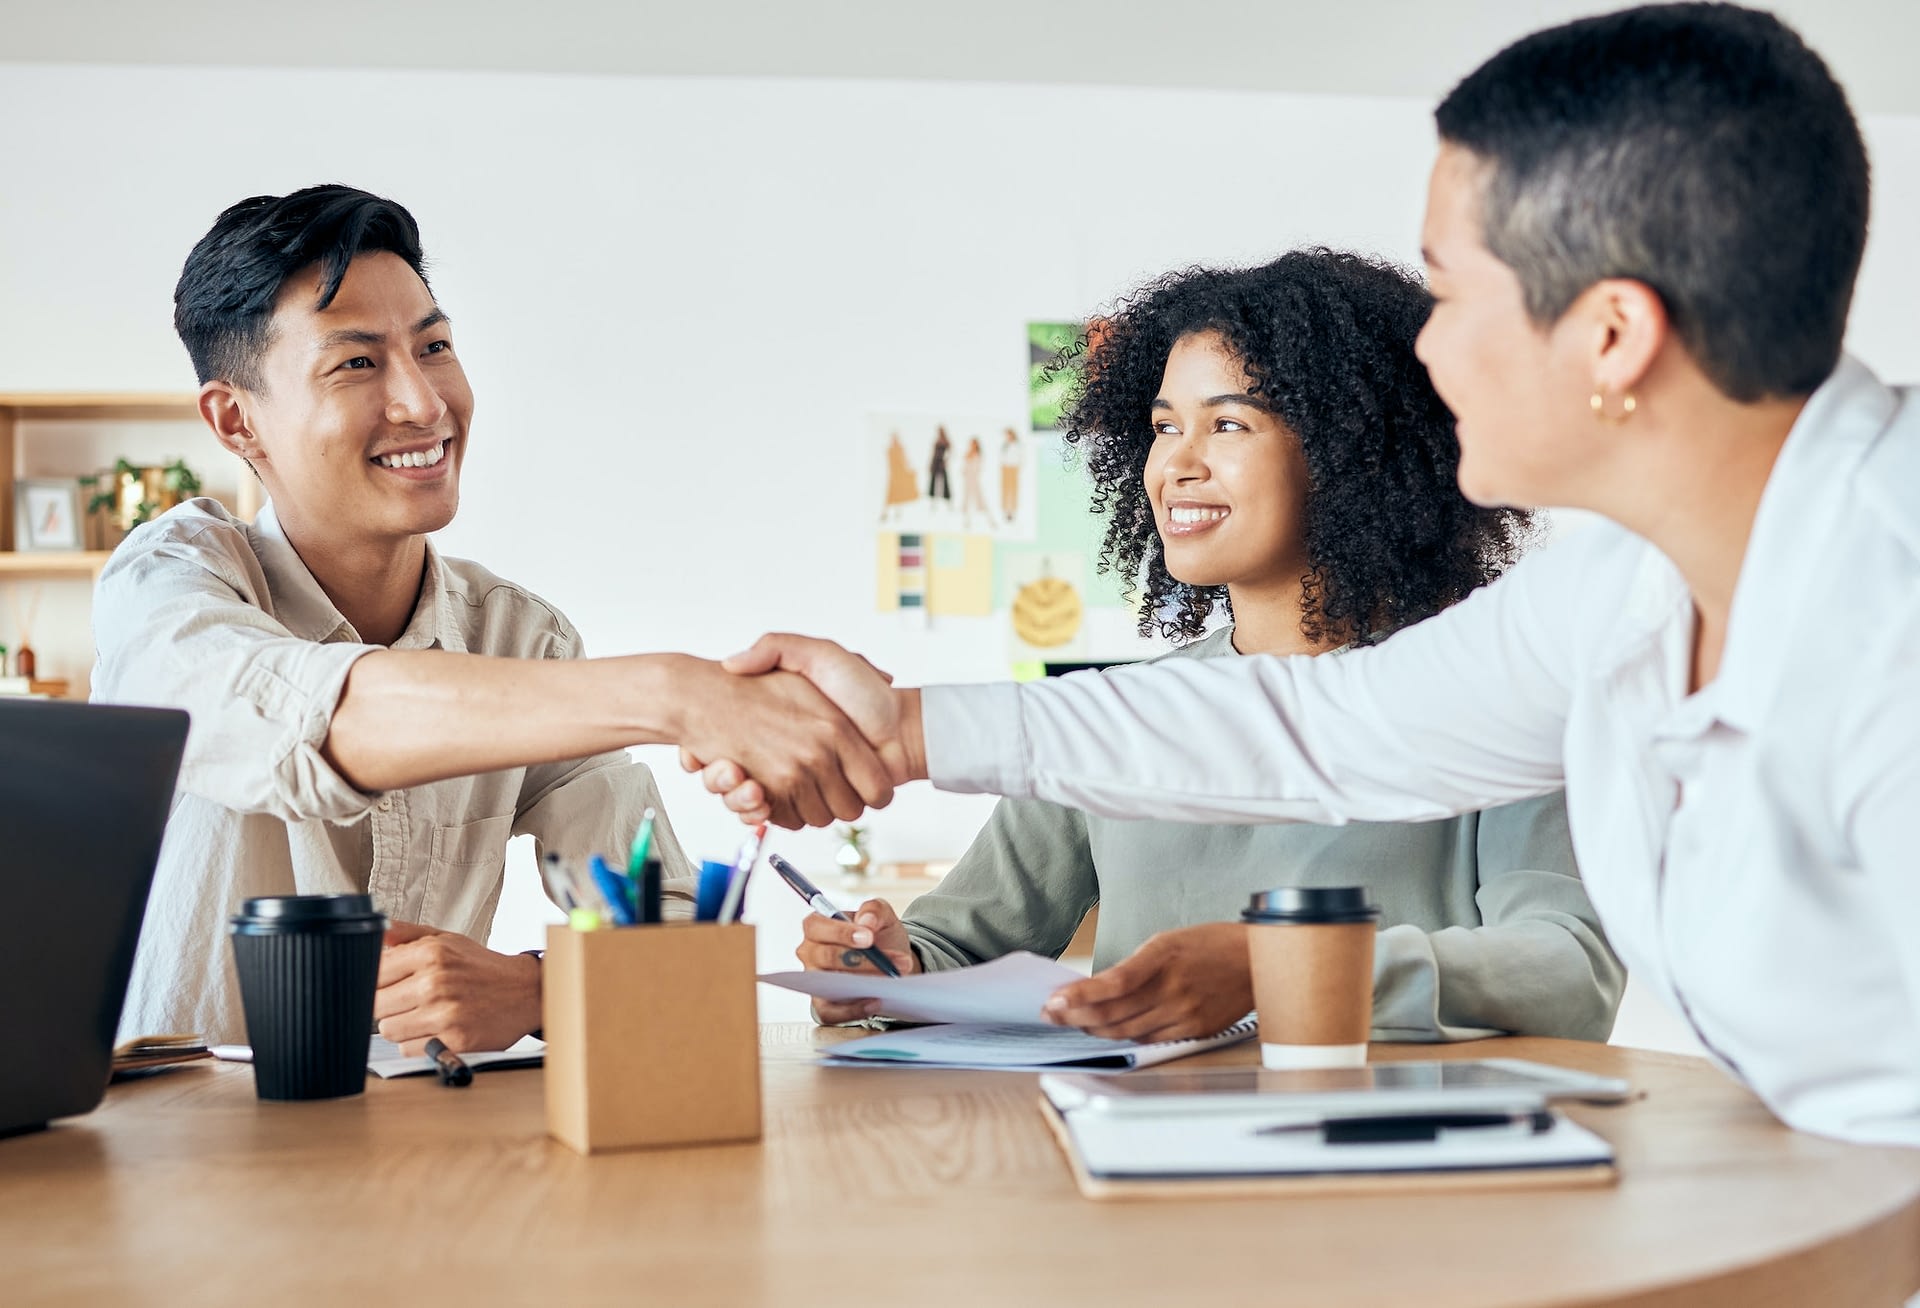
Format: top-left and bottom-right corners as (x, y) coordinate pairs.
(3, 63), (1916, 1029)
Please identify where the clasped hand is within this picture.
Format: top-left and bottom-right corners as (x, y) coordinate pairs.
(679, 634), (919, 828)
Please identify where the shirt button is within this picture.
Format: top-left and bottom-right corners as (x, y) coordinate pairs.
(377, 796), (393, 812)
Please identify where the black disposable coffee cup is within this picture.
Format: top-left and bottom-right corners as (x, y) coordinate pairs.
(228, 894), (386, 1101)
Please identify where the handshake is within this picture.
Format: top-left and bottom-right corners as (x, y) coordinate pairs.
(675, 633), (929, 829)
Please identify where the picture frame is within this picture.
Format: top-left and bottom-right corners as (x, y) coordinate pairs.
(14, 478), (85, 552)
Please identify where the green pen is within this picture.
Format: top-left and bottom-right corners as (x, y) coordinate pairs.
(627, 806), (656, 878)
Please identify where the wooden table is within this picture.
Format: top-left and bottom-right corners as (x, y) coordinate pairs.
(7, 1029), (1919, 1307)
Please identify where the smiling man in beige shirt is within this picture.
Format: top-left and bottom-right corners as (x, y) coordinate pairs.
(94, 184), (894, 1050)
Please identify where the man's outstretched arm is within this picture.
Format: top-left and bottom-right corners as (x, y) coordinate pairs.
(327, 649), (892, 829)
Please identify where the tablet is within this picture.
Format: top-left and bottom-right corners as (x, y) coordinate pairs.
(1040, 1058), (1633, 1118)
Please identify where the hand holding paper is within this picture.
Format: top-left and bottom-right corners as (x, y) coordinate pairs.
(1042, 923), (1257, 1044)
(760, 951), (1087, 1026)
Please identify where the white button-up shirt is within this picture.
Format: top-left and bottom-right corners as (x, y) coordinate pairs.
(93, 499), (692, 1044)
(924, 356), (1920, 1147)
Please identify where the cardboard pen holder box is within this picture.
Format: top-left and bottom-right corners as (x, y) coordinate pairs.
(543, 922), (761, 1155)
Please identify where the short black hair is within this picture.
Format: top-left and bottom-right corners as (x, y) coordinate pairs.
(1062, 249), (1532, 647)
(1435, 3), (1867, 403)
(173, 184), (429, 391)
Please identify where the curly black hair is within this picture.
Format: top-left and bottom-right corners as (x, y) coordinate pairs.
(1060, 248), (1533, 645)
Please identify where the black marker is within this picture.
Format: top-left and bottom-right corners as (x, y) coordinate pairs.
(769, 854), (901, 977)
(1256, 1109), (1554, 1145)
(424, 1037), (472, 1087)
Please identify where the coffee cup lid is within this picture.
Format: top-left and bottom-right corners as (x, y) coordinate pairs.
(1241, 886), (1379, 924)
(236, 894), (377, 921)
(229, 895), (386, 934)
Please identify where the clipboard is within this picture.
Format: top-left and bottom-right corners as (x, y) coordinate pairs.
(1038, 1097), (1618, 1201)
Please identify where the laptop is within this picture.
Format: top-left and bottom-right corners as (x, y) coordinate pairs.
(0, 698), (188, 1138)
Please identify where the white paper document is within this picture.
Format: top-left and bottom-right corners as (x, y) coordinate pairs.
(365, 1035), (544, 1079)
(823, 1019), (1258, 1071)
(211, 1036), (544, 1078)
(757, 951), (1087, 1025)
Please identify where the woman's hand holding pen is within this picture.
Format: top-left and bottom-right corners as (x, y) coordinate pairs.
(796, 899), (919, 1024)
(1041, 923), (1256, 1043)
(681, 634), (926, 826)
(674, 653), (898, 829)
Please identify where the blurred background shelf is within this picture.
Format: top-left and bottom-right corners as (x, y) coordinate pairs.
(0, 551), (112, 577)
(1, 391), (253, 700)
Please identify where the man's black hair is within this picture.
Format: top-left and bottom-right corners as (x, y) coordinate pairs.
(173, 184), (429, 391)
(1435, 3), (1867, 402)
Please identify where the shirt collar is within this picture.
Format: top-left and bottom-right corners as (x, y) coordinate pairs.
(1710, 353), (1892, 730)
(1589, 355), (1895, 735)
(252, 502), (467, 653)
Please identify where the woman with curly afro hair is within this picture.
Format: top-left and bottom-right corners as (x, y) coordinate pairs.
(798, 250), (1623, 1047)
(1072, 249), (1530, 652)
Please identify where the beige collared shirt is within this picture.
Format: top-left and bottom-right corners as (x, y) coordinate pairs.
(93, 498), (692, 1044)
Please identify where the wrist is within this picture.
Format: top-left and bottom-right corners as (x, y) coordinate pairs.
(895, 687), (927, 781)
(518, 949), (544, 1038)
(615, 653), (705, 744)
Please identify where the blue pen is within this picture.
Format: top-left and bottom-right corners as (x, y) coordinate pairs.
(589, 855), (637, 927)
(694, 859), (733, 922)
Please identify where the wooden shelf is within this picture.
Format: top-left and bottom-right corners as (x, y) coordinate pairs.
(0, 393), (199, 422)
(0, 551), (112, 577)
(0, 394), (209, 699)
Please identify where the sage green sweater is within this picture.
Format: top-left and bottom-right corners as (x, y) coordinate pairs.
(902, 627), (1625, 1041)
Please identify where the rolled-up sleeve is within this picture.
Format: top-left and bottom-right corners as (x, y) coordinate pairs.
(90, 515), (381, 825)
(1371, 792), (1625, 1042)
(904, 797), (1098, 972)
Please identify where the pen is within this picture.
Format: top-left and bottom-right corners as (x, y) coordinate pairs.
(540, 852), (578, 911)
(627, 806), (656, 878)
(718, 822), (767, 924)
(589, 855), (637, 927)
(638, 855), (663, 925)
(768, 853), (900, 977)
(424, 1037), (473, 1088)
(732, 822), (768, 878)
(551, 855), (601, 915)
(1255, 1109), (1554, 1144)
(695, 859), (734, 922)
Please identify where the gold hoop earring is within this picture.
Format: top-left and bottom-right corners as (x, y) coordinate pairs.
(1590, 388), (1637, 425)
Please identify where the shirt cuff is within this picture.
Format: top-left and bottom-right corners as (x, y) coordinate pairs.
(921, 682), (1030, 797)
(234, 640), (384, 824)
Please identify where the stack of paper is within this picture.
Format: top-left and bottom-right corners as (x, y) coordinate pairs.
(758, 952), (1257, 1070)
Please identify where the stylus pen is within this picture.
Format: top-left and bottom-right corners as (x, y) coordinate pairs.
(424, 1037), (473, 1088)
(768, 854), (900, 977)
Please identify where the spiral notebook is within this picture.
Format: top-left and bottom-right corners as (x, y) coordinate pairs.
(822, 1018), (1258, 1071)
